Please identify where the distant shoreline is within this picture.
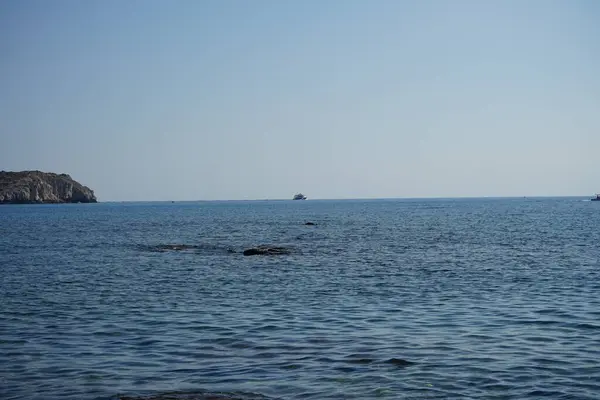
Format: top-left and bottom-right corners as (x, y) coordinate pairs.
(45, 196), (590, 204)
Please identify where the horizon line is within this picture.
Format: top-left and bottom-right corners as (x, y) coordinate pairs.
(96, 195), (593, 203)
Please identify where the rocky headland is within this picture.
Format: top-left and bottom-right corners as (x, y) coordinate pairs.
(0, 170), (97, 204)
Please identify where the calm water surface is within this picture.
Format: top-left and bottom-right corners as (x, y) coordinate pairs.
(1, 198), (599, 399)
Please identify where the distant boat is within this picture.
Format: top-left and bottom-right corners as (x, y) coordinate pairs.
(293, 193), (307, 200)
(591, 194), (600, 201)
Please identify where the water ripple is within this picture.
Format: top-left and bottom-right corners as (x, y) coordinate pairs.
(1, 199), (600, 399)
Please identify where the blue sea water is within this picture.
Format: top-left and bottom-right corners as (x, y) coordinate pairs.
(1, 198), (600, 400)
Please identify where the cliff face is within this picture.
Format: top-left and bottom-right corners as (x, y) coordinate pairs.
(0, 171), (97, 204)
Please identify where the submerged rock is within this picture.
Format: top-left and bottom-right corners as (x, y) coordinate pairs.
(243, 246), (292, 256)
(151, 244), (199, 252)
(0, 170), (97, 204)
(140, 243), (290, 257)
(385, 358), (415, 367)
(141, 244), (237, 255)
(343, 355), (415, 367)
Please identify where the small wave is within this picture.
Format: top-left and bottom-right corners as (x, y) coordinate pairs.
(117, 390), (275, 400)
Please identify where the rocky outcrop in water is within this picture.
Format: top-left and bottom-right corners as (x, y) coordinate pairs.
(243, 246), (292, 256)
(139, 243), (292, 256)
(0, 170), (97, 204)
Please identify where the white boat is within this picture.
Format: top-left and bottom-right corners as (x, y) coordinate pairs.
(293, 193), (307, 200)
(591, 194), (600, 201)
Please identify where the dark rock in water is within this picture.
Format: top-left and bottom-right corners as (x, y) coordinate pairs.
(0, 170), (97, 204)
(118, 391), (273, 400)
(243, 246), (292, 256)
(385, 358), (415, 367)
(344, 355), (413, 367)
(142, 243), (290, 256)
(304, 222), (316, 226)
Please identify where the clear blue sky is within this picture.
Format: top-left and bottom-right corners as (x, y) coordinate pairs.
(1, 0), (598, 201)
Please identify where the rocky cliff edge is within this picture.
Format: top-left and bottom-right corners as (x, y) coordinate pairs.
(0, 171), (97, 204)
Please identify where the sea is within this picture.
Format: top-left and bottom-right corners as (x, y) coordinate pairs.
(1, 197), (599, 400)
